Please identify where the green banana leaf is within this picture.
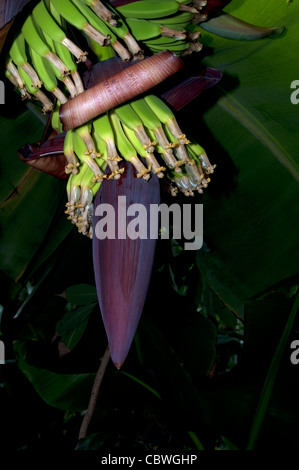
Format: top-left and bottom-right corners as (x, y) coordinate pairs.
(13, 340), (96, 411)
(192, 0), (299, 316)
(0, 103), (71, 282)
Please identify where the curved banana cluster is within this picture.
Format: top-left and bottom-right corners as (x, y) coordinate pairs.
(65, 94), (215, 237)
(4, 0), (214, 238)
(5, 0), (208, 110)
(116, 0), (206, 56)
(4, 0), (145, 110)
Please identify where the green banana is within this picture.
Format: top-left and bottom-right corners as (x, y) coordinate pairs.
(71, 0), (130, 60)
(9, 32), (43, 88)
(116, 1), (190, 19)
(51, 101), (63, 133)
(79, 0), (117, 26)
(143, 36), (190, 54)
(50, 0), (110, 46)
(187, 140), (216, 175)
(72, 129), (105, 182)
(185, 145), (212, 190)
(29, 46), (68, 103)
(41, 30), (79, 97)
(92, 130), (115, 177)
(93, 112), (124, 179)
(64, 129), (80, 174)
(144, 95), (189, 145)
(109, 110), (151, 180)
(125, 18), (186, 41)
(18, 65), (53, 113)
(150, 0), (198, 11)
(122, 122), (165, 178)
(21, 15), (70, 78)
(48, 0), (88, 80)
(114, 102), (156, 152)
(149, 11), (194, 26)
(33, 1), (87, 62)
(75, 123), (101, 160)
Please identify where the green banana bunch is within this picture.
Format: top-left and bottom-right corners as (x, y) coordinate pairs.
(29, 46), (69, 103)
(4, 0), (216, 240)
(115, 1), (197, 19)
(122, 123), (166, 179)
(50, 0), (111, 47)
(5, 0), (203, 115)
(8, 32), (43, 89)
(5, 61), (31, 99)
(33, 1), (88, 63)
(41, 30), (82, 97)
(71, 0), (131, 61)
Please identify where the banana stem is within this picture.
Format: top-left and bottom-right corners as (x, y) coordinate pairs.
(192, 13), (208, 23)
(35, 90), (53, 113)
(92, 0), (117, 26)
(161, 26), (187, 40)
(83, 23), (110, 46)
(21, 62), (43, 89)
(63, 76), (78, 98)
(52, 87), (68, 104)
(179, 4), (199, 13)
(45, 51), (70, 77)
(135, 126), (156, 153)
(61, 37), (88, 63)
(187, 30), (201, 41)
(85, 155), (105, 181)
(72, 71), (85, 94)
(130, 155), (151, 180)
(112, 41), (131, 62)
(6, 61), (25, 89)
(167, 119), (190, 145)
(122, 34), (144, 60)
(193, 0), (207, 8)
(144, 153), (165, 178)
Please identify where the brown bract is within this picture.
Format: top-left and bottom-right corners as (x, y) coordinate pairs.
(202, 0), (233, 18)
(17, 134), (68, 180)
(59, 50), (184, 131)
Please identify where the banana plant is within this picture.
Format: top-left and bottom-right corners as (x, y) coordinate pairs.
(1, 0), (298, 451)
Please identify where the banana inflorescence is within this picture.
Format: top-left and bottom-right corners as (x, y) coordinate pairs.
(5, 0), (215, 238)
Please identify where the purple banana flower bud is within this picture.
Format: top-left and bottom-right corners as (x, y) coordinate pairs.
(92, 162), (160, 368)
